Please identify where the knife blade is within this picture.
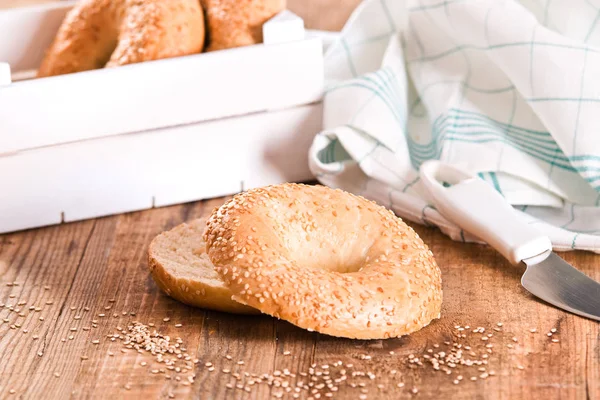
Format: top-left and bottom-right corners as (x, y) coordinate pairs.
(419, 160), (600, 321)
(522, 252), (600, 321)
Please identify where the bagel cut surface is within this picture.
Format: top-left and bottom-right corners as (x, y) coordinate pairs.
(148, 218), (258, 314)
(204, 183), (443, 339)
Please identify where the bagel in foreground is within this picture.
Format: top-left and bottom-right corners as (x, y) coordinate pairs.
(204, 183), (443, 339)
(37, 0), (205, 77)
(148, 218), (258, 314)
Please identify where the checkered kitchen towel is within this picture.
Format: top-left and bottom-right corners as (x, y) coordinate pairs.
(308, 0), (600, 252)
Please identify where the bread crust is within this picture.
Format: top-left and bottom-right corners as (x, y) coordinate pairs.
(148, 218), (258, 315)
(202, 0), (286, 51)
(38, 0), (205, 77)
(204, 183), (443, 339)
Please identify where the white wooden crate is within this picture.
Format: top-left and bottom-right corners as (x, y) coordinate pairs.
(0, 2), (325, 234)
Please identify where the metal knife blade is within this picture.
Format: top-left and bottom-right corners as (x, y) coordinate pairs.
(522, 252), (600, 321)
(419, 160), (600, 320)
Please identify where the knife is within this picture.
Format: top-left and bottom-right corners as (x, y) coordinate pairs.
(419, 160), (600, 321)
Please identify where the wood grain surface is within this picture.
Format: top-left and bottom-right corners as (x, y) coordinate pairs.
(1, 1), (599, 399)
(1, 195), (599, 400)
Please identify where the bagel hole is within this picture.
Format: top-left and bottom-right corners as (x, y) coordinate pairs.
(259, 186), (377, 275)
(286, 226), (373, 274)
(331, 260), (366, 274)
(97, 38), (118, 69)
(297, 245), (370, 274)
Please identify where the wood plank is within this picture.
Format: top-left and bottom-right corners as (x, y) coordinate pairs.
(0, 219), (96, 398)
(1, 198), (599, 399)
(288, 0), (363, 31)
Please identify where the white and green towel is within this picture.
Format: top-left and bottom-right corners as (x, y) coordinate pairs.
(309, 0), (600, 252)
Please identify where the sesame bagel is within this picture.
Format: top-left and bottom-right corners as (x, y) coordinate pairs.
(148, 218), (258, 314)
(37, 0), (205, 77)
(204, 183), (443, 339)
(202, 0), (286, 51)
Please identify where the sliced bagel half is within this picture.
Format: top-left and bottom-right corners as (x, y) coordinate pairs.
(148, 218), (258, 314)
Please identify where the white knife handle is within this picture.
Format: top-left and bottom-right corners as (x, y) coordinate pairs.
(419, 160), (552, 265)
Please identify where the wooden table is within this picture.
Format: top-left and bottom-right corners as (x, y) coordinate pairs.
(1, 1), (599, 399)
